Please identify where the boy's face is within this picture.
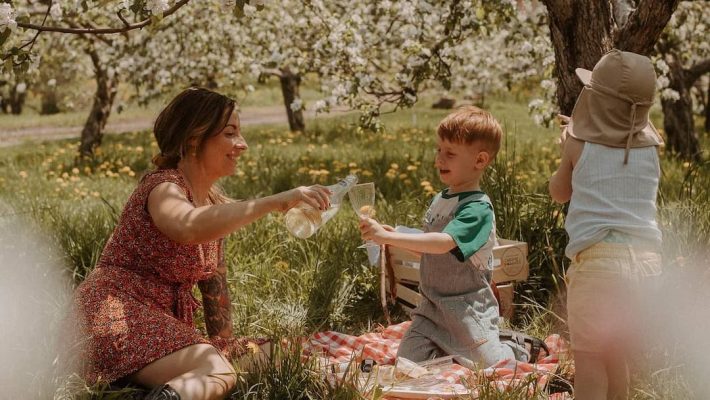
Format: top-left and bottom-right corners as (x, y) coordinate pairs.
(435, 137), (490, 193)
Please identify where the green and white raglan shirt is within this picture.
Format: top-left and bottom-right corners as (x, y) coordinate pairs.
(424, 188), (496, 271)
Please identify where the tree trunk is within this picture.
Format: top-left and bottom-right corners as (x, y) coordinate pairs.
(542, 0), (679, 115)
(706, 81), (710, 133)
(658, 56), (710, 161)
(661, 57), (700, 161)
(40, 89), (61, 115)
(8, 85), (27, 115)
(541, 0), (615, 115)
(79, 49), (118, 158)
(278, 67), (305, 132)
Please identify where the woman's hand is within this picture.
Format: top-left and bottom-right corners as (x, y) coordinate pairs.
(278, 185), (331, 212)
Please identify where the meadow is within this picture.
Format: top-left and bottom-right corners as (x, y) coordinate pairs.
(0, 96), (707, 399)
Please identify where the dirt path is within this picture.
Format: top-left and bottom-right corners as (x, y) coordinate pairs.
(0, 105), (345, 148)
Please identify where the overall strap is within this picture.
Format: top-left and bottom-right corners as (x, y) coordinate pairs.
(456, 192), (492, 209)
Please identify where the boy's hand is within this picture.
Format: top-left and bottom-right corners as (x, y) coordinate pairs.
(358, 217), (391, 245)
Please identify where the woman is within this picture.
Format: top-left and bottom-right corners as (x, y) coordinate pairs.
(74, 87), (330, 400)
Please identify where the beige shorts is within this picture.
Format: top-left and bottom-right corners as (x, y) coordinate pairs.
(566, 242), (661, 353)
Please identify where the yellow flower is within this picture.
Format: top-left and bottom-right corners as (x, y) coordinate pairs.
(274, 261), (289, 272)
(71, 167), (80, 175)
(18, 171), (28, 179)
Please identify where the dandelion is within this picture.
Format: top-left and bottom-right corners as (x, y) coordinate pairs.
(682, 161), (691, 169)
(92, 191), (100, 197)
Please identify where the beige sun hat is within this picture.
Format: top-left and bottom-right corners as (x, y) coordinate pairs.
(566, 49), (663, 164)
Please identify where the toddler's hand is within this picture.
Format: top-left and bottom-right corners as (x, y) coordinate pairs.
(556, 114), (570, 152)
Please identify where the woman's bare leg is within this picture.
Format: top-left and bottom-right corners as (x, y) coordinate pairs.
(130, 344), (236, 400)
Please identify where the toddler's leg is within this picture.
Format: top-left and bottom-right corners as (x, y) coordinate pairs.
(572, 351), (608, 400)
(604, 348), (630, 400)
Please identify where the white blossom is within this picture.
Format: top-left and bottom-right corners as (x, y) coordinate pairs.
(147, 0), (170, 15)
(49, 3), (63, 21)
(656, 75), (670, 89)
(290, 98), (303, 111)
(243, 4), (257, 17)
(661, 88), (680, 101)
(0, 3), (16, 30)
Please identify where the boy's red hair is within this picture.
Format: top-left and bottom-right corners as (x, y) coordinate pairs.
(437, 106), (502, 157)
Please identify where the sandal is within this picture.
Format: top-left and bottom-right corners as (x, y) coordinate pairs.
(499, 329), (550, 363)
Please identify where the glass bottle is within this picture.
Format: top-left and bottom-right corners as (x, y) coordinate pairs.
(284, 174), (358, 239)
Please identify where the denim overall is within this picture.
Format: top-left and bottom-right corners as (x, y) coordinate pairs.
(397, 192), (528, 368)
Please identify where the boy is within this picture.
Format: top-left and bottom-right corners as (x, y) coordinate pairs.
(549, 49), (663, 399)
(359, 106), (536, 369)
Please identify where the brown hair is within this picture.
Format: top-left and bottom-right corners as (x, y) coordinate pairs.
(151, 87), (236, 204)
(437, 106), (502, 157)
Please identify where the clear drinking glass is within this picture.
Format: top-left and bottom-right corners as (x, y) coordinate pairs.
(348, 182), (378, 249)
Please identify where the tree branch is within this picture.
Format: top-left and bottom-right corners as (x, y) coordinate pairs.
(16, 0), (192, 35)
(615, 0), (680, 54)
(684, 58), (710, 88)
(261, 68), (283, 78)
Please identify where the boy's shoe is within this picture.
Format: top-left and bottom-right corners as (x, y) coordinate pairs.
(498, 329), (550, 363)
(144, 384), (181, 400)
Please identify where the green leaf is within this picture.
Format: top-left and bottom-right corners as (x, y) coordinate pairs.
(15, 14), (30, 25)
(476, 6), (485, 20)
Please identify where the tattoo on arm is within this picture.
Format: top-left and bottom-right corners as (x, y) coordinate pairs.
(199, 241), (233, 338)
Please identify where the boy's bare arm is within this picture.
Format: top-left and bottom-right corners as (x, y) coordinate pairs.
(360, 218), (456, 254)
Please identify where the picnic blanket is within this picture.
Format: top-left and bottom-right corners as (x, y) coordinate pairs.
(305, 321), (572, 399)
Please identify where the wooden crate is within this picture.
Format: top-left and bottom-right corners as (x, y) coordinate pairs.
(383, 239), (528, 320)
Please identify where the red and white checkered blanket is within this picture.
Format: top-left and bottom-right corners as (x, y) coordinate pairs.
(305, 321), (572, 399)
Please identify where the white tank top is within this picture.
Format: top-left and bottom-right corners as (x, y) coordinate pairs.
(565, 142), (662, 258)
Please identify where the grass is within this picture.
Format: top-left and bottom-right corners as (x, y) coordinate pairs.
(0, 94), (707, 398)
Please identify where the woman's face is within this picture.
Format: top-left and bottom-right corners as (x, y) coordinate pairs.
(199, 111), (247, 179)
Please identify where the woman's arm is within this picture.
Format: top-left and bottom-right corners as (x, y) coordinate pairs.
(148, 184), (330, 244)
(198, 241), (232, 338)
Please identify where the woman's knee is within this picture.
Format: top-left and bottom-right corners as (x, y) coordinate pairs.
(131, 344), (235, 387)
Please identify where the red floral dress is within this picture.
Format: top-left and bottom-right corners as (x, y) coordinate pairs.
(75, 169), (223, 384)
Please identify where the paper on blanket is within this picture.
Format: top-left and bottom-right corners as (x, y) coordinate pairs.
(395, 225), (424, 234)
(395, 357), (428, 378)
